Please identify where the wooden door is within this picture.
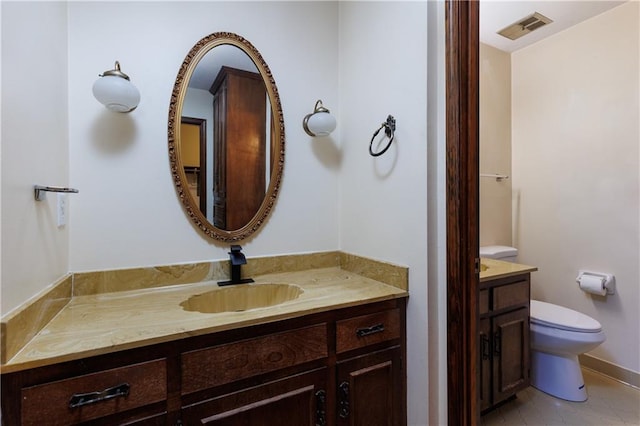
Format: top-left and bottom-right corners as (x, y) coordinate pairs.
(445, 0), (481, 424)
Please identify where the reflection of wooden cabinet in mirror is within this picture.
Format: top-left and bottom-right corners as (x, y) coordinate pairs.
(210, 66), (268, 231)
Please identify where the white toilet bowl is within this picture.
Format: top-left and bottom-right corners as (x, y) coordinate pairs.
(530, 300), (606, 402)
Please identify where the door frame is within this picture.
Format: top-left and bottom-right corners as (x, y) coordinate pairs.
(445, 1), (480, 425)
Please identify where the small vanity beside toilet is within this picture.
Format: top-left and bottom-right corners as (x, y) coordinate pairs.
(478, 248), (536, 413)
(480, 245), (606, 405)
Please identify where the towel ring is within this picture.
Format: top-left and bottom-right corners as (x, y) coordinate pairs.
(369, 115), (396, 157)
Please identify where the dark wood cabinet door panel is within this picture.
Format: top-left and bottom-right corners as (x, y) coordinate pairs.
(181, 368), (326, 426)
(492, 307), (530, 405)
(336, 347), (404, 426)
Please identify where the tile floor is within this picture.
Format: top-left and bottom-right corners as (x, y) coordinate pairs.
(481, 368), (640, 425)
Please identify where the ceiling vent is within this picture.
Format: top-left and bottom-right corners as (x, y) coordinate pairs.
(498, 12), (553, 40)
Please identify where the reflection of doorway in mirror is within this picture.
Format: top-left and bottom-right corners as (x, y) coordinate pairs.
(180, 117), (207, 215)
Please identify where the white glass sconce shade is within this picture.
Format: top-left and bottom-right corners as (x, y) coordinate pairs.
(303, 100), (336, 137)
(92, 61), (140, 113)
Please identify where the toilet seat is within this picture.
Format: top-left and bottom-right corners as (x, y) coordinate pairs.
(530, 300), (602, 333)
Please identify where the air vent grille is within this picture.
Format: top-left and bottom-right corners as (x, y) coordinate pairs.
(498, 12), (553, 40)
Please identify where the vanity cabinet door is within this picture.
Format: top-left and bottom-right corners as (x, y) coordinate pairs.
(180, 368), (327, 426)
(492, 307), (530, 405)
(336, 347), (404, 426)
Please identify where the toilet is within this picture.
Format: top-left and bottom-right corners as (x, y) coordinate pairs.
(480, 245), (606, 402)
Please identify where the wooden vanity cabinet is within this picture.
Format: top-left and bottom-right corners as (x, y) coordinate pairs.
(1, 298), (407, 426)
(479, 273), (530, 413)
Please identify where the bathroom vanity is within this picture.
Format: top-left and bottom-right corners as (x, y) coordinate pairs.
(1, 254), (408, 425)
(2, 299), (405, 425)
(478, 259), (537, 413)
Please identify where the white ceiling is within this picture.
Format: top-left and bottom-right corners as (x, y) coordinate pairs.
(187, 2), (629, 90)
(480, 1), (627, 52)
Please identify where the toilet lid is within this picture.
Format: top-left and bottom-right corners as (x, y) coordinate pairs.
(530, 300), (602, 333)
(479, 245), (518, 259)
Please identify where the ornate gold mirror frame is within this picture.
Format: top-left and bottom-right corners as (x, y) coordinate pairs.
(168, 32), (285, 242)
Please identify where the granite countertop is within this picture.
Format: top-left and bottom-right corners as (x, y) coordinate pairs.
(2, 266), (408, 373)
(479, 258), (537, 282)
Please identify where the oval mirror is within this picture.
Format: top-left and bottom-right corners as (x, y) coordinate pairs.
(168, 32), (285, 242)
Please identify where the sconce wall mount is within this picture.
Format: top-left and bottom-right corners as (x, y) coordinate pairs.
(92, 61), (140, 113)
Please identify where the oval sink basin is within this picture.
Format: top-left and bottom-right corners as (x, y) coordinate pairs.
(180, 283), (303, 314)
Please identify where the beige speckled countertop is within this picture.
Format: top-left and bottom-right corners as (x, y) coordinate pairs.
(480, 258), (537, 282)
(2, 265), (407, 373)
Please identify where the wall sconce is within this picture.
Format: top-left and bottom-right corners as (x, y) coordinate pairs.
(302, 100), (336, 137)
(92, 61), (140, 113)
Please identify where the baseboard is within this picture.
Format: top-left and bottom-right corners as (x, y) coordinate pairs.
(579, 353), (640, 389)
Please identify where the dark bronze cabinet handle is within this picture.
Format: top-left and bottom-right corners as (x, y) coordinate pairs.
(356, 323), (385, 338)
(69, 383), (130, 409)
(493, 331), (501, 357)
(315, 389), (327, 426)
(338, 381), (350, 419)
(481, 334), (491, 361)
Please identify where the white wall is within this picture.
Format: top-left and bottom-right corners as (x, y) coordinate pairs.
(1, 2), (69, 313)
(338, 3), (431, 424)
(479, 43), (512, 247)
(512, 2), (640, 374)
(67, 1), (340, 271)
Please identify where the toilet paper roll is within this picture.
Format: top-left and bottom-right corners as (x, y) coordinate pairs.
(578, 274), (606, 296)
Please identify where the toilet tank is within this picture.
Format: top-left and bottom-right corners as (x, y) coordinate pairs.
(480, 245), (518, 263)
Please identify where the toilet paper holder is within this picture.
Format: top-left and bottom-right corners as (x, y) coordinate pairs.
(576, 270), (616, 295)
